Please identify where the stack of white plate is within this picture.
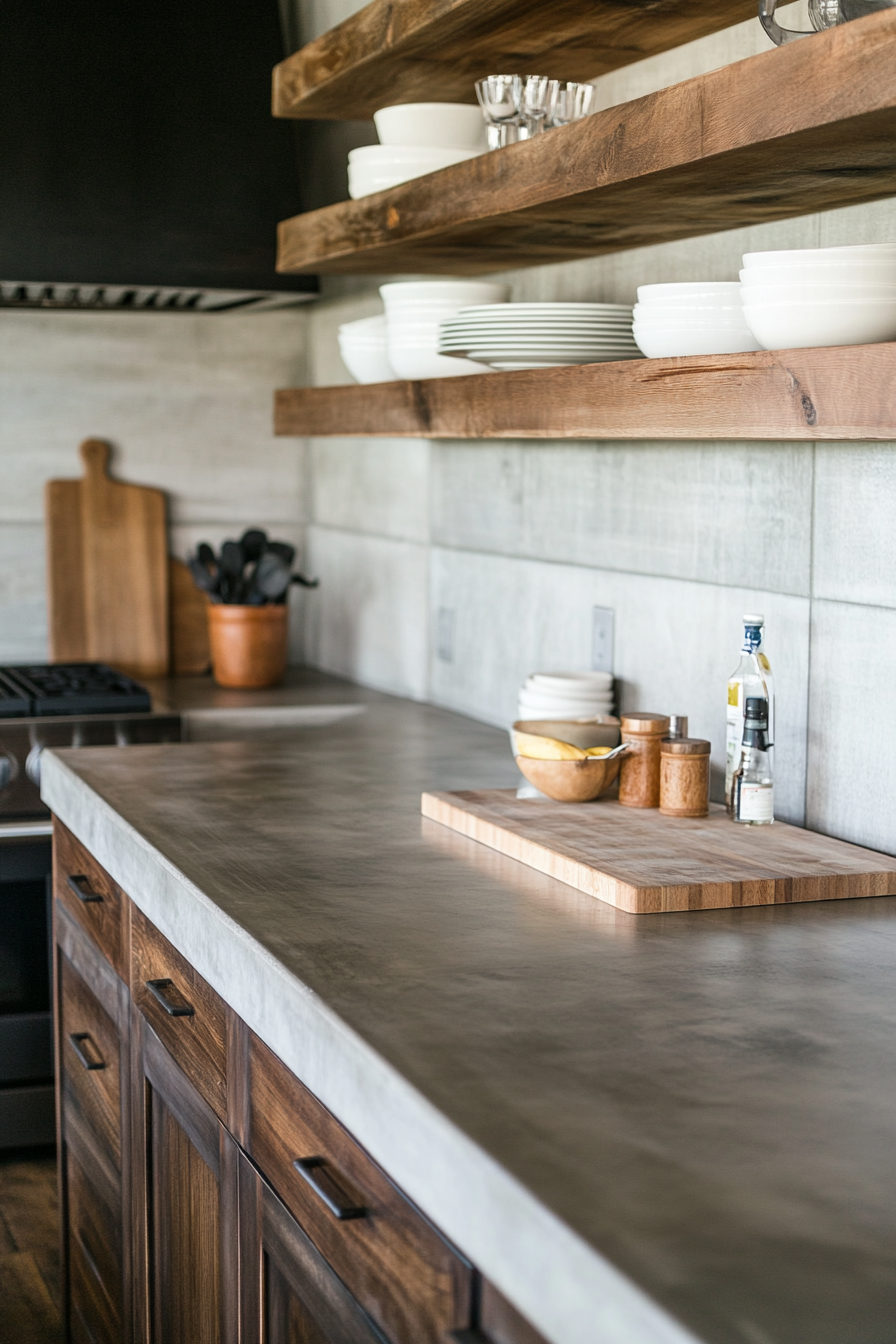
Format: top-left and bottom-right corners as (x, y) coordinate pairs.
(337, 315), (396, 384)
(380, 281), (510, 379)
(633, 282), (762, 357)
(438, 303), (639, 370)
(348, 103), (487, 199)
(517, 672), (615, 721)
(741, 243), (896, 350)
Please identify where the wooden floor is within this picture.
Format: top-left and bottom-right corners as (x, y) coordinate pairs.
(0, 1148), (62, 1343)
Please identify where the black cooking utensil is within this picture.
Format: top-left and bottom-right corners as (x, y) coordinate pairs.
(239, 529), (268, 564)
(267, 540), (296, 567)
(255, 552), (292, 600)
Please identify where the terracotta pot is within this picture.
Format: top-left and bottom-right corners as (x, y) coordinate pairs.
(207, 604), (288, 689)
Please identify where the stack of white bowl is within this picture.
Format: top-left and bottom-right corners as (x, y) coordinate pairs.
(517, 672), (614, 721)
(741, 243), (896, 350)
(380, 280), (510, 379)
(348, 103), (487, 199)
(337, 315), (396, 384)
(632, 282), (762, 357)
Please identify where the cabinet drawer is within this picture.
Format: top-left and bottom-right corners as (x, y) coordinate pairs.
(60, 952), (122, 1169)
(130, 904), (227, 1122)
(249, 1033), (472, 1344)
(54, 820), (126, 976)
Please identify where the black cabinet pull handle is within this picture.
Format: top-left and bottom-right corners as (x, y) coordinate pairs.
(293, 1157), (367, 1221)
(69, 1032), (105, 1071)
(67, 873), (103, 904)
(145, 978), (195, 1018)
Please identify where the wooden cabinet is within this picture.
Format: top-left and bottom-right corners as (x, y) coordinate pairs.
(52, 819), (547, 1344)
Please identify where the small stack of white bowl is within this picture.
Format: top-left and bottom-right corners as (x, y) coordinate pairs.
(741, 243), (896, 350)
(337, 315), (396, 384)
(517, 672), (614, 721)
(380, 280), (510, 379)
(348, 103), (487, 199)
(632, 282), (762, 357)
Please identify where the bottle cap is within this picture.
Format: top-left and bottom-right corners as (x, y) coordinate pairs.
(744, 696), (768, 726)
(742, 612), (765, 626)
(667, 715), (688, 740)
(660, 737), (711, 756)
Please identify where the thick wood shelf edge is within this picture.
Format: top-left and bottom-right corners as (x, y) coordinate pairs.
(277, 14), (896, 276)
(272, 0), (757, 121)
(274, 344), (896, 441)
(421, 791), (896, 915)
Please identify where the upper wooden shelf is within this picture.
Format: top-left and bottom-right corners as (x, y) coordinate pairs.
(277, 13), (896, 276)
(272, 0), (756, 121)
(274, 343), (896, 441)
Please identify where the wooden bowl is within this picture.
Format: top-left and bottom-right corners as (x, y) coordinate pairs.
(516, 752), (622, 803)
(513, 717), (620, 751)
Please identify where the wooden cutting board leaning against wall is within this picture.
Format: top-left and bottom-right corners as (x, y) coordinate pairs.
(45, 438), (169, 679)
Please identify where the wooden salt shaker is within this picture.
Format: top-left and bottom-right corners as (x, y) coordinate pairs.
(659, 738), (711, 817)
(618, 713), (670, 808)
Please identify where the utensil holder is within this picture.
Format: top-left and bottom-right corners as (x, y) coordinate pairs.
(207, 605), (288, 689)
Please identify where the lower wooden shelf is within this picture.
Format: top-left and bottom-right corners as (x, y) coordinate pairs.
(275, 342), (896, 441)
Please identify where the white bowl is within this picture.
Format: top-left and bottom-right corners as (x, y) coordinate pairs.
(373, 103), (487, 150)
(740, 262), (896, 284)
(743, 244), (896, 268)
(742, 300), (896, 350)
(637, 282), (742, 302)
(385, 343), (493, 379)
(348, 145), (482, 198)
(633, 307), (751, 328)
(741, 281), (896, 302)
(529, 672), (613, 688)
(381, 281), (510, 309)
(338, 343), (397, 384)
(633, 326), (763, 357)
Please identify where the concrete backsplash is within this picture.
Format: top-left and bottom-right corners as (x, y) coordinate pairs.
(296, 4), (896, 854)
(0, 308), (310, 663)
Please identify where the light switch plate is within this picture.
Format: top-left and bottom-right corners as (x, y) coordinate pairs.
(591, 606), (614, 673)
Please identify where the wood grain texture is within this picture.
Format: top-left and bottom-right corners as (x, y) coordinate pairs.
(60, 956), (122, 1170)
(45, 439), (169, 679)
(249, 1032), (472, 1344)
(0, 1155), (62, 1344)
(169, 557), (210, 676)
(277, 13), (896, 274)
(54, 820), (127, 979)
(479, 1279), (549, 1344)
(275, 342), (896, 441)
(273, 0), (756, 120)
(421, 791), (896, 914)
(130, 905), (228, 1124)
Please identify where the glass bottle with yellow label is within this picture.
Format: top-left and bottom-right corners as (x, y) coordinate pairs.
(726, 614), (774, 813)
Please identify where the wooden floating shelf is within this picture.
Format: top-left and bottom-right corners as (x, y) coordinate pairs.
(277, 13), (896, 276)
(274, 343), (896, 441)
(272, 0), (756, 121)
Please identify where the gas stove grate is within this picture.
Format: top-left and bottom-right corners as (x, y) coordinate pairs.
(0, 663), (151, 716)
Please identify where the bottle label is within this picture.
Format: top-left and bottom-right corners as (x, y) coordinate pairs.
(738, 783), (774, 823)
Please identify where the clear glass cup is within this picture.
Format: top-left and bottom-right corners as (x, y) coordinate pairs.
(475, 75), (522, 125)
(549, 81), (597, 127)
(520, 75), (552, 125)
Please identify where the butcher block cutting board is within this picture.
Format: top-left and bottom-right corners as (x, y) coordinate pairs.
(421, 790), (896, 914)
(45, 438), (169, 679)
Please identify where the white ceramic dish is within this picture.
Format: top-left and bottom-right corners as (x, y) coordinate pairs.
(348, 145), (483, 198)
(740, 281), (896, 302)
(337, 316), (397, 383)
(633, 326), (762, 357)
(381, 281), (510, 308)
(637, 282), (742, 301)
(373, 103), (487, 149)
(386, 344), (493, 379)
(742, 301), (896, 350)
(632, 309), (750, 328)
(743, 244), (896, 267)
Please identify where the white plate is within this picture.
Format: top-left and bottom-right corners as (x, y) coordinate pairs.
(486, 355), (642, 368)
(451, 303), (632, 315)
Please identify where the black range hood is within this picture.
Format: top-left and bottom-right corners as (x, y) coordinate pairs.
(0, 0), (317, 311)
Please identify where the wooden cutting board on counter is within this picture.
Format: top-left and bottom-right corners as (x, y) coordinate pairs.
(422, 791), (896, 914)
(45, 438), (169, 678)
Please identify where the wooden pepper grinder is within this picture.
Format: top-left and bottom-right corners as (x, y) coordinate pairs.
(660, 738), (711, 817)
(618, 713), (670, 808)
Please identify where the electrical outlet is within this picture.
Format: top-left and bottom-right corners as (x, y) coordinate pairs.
(591, 607), (614, 673)
(436, 607), (455, 663)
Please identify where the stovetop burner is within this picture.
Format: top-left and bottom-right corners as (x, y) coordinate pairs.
(0, 663), (152, 717)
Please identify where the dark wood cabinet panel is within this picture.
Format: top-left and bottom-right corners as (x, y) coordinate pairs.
(479, 1280), (550, 1344)
(130, 903), (228, 1123)
(239, 1148), (389, 1344)
(60, 953), (122, 1168)
(130, 1010), (239, 1344)
(249, 1032), (472, 1344)
(54, 819), (127, 976)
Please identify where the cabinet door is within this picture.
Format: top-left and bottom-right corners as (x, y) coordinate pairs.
(239, 1149), (390, 1344)
(130, 1009), (239, 1344)
(55, 899), (130, 1344)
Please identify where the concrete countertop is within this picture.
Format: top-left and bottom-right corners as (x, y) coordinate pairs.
(41, 682), (896, 1344)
